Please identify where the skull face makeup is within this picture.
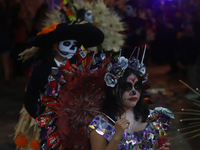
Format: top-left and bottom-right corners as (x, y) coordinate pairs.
(58, 12), (67, 23)
(58, 40), (78, 59)
(126, 5), (134, 16)
(84, 10), (93, 23)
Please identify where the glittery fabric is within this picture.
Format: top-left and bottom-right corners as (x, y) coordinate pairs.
(89, 107), (174, 150)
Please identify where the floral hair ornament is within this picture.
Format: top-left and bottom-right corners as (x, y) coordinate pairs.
(104, 45), (148, 87)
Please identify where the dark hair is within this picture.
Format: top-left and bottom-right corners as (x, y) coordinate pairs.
(76, 9), (86, 21)
(102, 68), (149, 123)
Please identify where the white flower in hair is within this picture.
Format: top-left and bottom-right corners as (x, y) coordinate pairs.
(104, 72), (118, 87)
(118, 56), (128, 70)
(139, 65), (146, 76)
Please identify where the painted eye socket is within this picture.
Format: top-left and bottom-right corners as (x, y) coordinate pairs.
(63, 41), (71, 46)
(124, 82), (141, 91)
(87, 12), (91, 16)
(73, 42), (78, 47)
(134, 83), (140, 90)
(70, 42), (78, 50)
(125, 82), (132, 91)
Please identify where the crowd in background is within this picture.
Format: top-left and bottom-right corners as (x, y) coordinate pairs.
(116, 0), (200, 98)
(0, 0), (200, 98)
(0, 0), (48, 89)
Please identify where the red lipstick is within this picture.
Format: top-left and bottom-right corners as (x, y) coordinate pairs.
(129, 97), (137, 101)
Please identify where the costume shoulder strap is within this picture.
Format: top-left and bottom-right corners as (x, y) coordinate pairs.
(148, 107), (175, 120)
(89, 115), (115, 142)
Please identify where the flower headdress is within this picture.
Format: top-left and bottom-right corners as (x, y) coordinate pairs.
(104, 45), (148, 87)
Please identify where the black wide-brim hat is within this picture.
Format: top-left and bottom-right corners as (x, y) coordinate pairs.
(27, 23), (104, 48)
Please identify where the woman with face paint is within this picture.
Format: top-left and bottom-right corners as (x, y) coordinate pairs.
(89, 54), (174, 150)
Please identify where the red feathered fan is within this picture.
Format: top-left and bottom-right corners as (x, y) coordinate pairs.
(54, 67), (107, 149)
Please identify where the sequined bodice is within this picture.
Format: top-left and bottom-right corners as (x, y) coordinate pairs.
(89, 107), (174, 150)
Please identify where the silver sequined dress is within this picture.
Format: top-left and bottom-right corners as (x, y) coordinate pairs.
(89, 107), (174, 150)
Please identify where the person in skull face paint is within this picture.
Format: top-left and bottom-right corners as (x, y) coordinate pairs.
(24, 23), (104, 118)
(76, 8), (93, 23)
